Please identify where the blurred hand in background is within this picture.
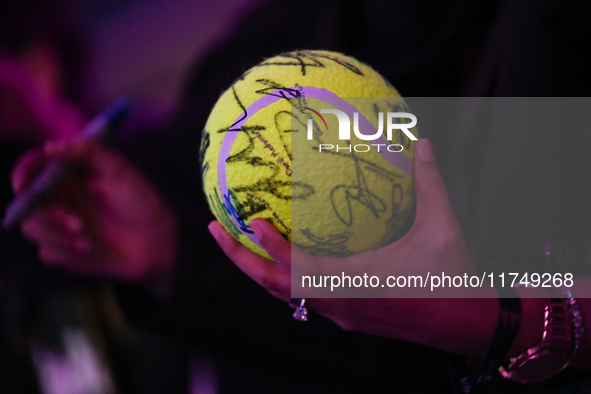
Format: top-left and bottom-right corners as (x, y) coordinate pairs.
(11, 139), (178, 289)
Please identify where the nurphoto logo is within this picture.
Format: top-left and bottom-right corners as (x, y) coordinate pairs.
(304, 108), (417, 153)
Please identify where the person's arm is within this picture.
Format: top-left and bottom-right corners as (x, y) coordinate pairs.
(210, 139), (591, 368)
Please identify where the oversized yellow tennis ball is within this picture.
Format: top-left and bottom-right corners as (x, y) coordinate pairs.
(200, 50), (417, 260)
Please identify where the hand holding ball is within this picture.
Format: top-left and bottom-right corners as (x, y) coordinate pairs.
(200, 50), (417, 259)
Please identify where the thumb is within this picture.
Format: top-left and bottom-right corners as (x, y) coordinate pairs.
(249, 219), (318, 276)
(249, 219), (292, 269)
(413, 139), (455, 225)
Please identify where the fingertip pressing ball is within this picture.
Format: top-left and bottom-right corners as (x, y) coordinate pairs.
(200, 50), (417, 260)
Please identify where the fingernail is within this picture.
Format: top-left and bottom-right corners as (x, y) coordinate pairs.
(208, 222), (221, 241)
(417, 139), (436, 162)
(249, 220), (263, 242)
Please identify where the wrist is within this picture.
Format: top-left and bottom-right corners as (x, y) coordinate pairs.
(423, 296), (500, 356)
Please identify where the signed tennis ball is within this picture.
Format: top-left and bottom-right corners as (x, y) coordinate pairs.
(200, 50), (417, 260)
